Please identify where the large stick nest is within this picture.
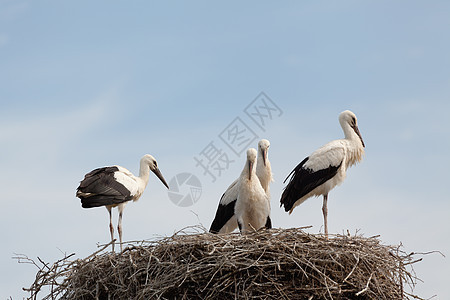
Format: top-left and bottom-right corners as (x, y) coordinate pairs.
(23, 227), (425, 299)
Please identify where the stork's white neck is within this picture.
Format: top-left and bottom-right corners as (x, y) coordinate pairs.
(138, 159), (151, 187)
(341, 121), (354, 140)
(340, 120), (365, 168)
(241, 159), (255, 181)
(256, 155), (272, 193)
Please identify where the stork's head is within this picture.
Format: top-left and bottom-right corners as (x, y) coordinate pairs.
(246, 148), (257, 180)
(257, 139), (270, 166)
(339, 110), (365, 148)
(142, 154), (169, 189)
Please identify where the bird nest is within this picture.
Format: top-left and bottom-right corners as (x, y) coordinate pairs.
(22, 226), (426, 299)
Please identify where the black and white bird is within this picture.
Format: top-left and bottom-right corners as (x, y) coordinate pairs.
(76, 154), (169, 252)
(209, 139), (272, 233)
(280, 110), (365, 237)
(235, 148), (271, 233)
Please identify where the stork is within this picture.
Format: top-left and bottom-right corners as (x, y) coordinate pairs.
(209, 139), (272, 233)
(256, 139), (274, 195)
(280, 110), (365, 237)
(235, 148), (271, 233)
(76, 154), (169, 252)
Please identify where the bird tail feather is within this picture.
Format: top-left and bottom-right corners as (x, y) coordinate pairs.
(80, 196), (127, 208)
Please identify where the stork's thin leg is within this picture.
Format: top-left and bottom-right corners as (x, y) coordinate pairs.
(107, 207), (115, 252)
(118, 207), (124, 252)
(322, 194), (328, 238)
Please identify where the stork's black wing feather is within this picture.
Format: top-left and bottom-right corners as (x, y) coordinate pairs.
(280, 157), (341, 212)
(76, 167), (132, 208)
(209, 194), (237, 234)
(265, 216), (272, 229)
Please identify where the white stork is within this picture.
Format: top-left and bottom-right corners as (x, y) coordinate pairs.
(280, 110), (365, 237)
(76, 154), (169, 252)
(256, 139), (274, 195)
(209, 139), (272, 233)
(235, 148), (271, 233)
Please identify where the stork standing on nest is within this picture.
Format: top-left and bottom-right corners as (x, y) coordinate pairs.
(235, 148), (271, 233)
(209, 139), (273, 233)
(280, 110), (365, 237)
(76, 154), (169, 252)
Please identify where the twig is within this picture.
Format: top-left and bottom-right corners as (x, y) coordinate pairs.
(343, 254), (360, 282)
(355, 272), (374, 296)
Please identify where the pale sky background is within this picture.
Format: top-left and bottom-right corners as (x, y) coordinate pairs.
(1, 1), (449, 299)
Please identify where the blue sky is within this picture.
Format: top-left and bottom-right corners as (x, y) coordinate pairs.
(1, 1), (449, 298)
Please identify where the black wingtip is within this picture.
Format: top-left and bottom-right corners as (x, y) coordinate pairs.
(80, 195), (129, 209)
(265, 216), (272, 229)
(209, 199), (237, 235)
(280, 199), (292, 212)
(280, 181), (295, 213)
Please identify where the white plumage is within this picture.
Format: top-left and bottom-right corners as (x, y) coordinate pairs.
(76, 154), (169, 252)
(280, 110), (365, 237)
(235, 148), (271, 233)
(209, 139), (272, 233)
(256, 139), (274, 195)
